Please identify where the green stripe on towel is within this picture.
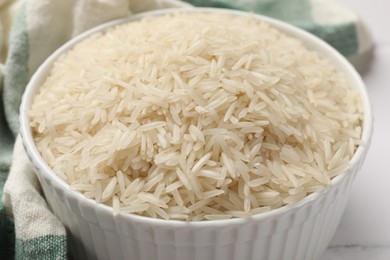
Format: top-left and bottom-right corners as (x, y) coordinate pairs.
(16, 235), (67, 260)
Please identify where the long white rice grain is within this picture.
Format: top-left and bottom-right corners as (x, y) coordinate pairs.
(101, 177), (117, 201)
(221, 153), (236, 179)
(113, 195), (120, 215)
(120, 203), (150, 213)
(137, 193), (168, 208)
(204, 214), (233, 220)
(191, 153), (211, 173)
(248, 177), (269, 188)
(138, 121), (166, 132)
(202, 189), (224, 199)
(188, 198), (213, 212)
(171, 188), (184, 206)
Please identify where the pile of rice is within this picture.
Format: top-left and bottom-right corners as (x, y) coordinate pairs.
(29, 13), (363, 221)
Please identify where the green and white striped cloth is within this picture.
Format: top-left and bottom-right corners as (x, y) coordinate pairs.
(0, 0), (373, 259)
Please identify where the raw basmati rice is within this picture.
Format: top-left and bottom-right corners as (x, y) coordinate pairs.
(29, 12), (363, 221)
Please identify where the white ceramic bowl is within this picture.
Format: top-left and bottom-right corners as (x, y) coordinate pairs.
(20, 8), (373, 260)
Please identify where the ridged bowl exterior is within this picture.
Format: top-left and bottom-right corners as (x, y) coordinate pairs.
(20, 8), (373, 260)
(27, 155), (363, 260)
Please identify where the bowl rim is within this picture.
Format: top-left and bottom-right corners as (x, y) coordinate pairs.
(19, 7), (373, 227)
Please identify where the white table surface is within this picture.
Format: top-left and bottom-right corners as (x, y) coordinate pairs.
(321, 1), (390, 259)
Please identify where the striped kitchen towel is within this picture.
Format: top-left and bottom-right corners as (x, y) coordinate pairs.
(0, 0), (372, 259)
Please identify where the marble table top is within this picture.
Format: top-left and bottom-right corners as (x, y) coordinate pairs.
(320, 1), (390, 259)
